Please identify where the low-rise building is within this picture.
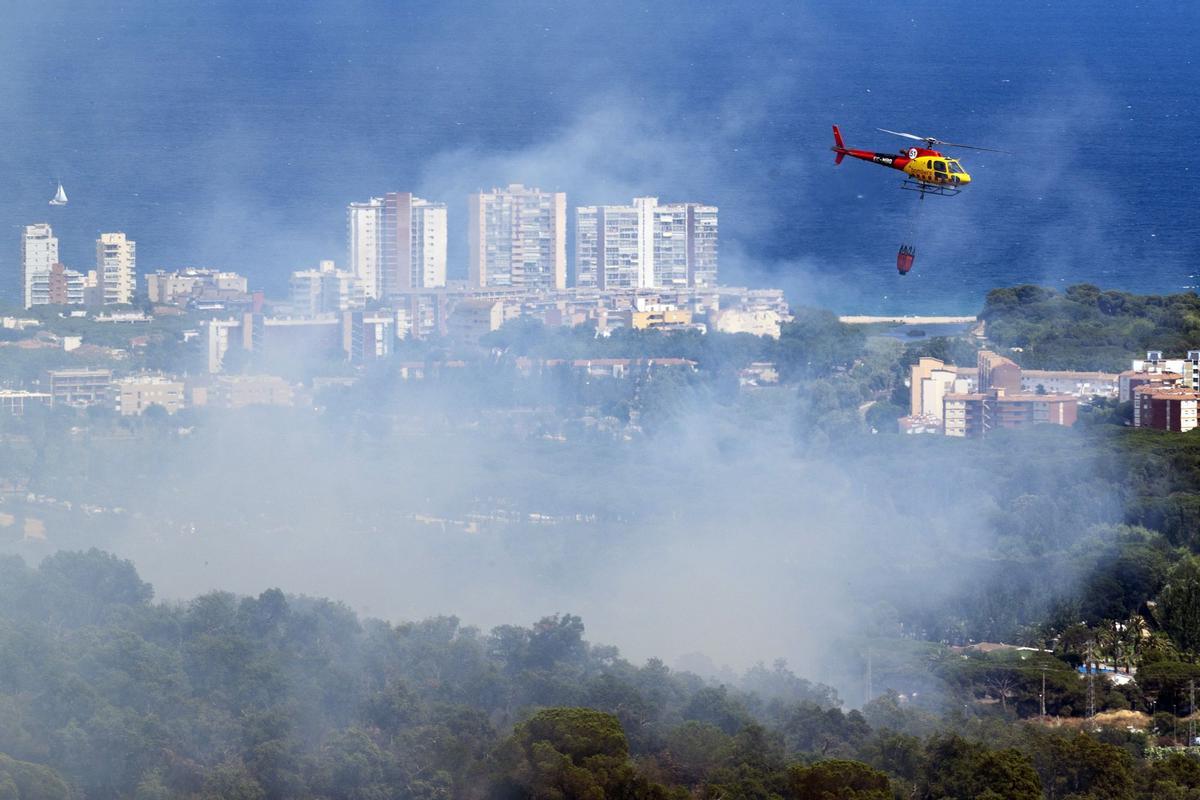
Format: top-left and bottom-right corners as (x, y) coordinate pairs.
(1131, 350), (1185, 376)
(0, 390), (52, 415)
(214, 375), (295, 408)
(289, 260), (365, 315)
(1134, 385), (1200, 432)
(739, 362), (779, 387)
(1120, 350), (1193, 401)
(446, 300), (507, 345)
(259, 315), (345, 364)
(911, 354), (1102, 434)
(1120, 369), (1182, 403)
(1020, 370), (1119, 398)
(710, 308), (784, 338)
(898, 414), (942, 435)
(615, 298), (702, 332)
(95, 311), (152, 323)
(1, 317), (41, 331)
(44, 368), (113, 407)
(113, 375), (185, 415)
(205, 313), (346, 373)
(943, 393), (986, 438)
(943, 388), (1077, 438)
(343, 311), (395, 362)
(146, 268), (249, 306)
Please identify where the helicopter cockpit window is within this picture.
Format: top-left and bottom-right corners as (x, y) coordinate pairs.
(933, 160), (947, 172)
(948, 161), (963, 174)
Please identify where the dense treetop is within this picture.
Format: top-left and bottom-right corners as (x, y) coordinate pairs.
(982, 284), (1200, 371)
(0, 549), (1197, 800)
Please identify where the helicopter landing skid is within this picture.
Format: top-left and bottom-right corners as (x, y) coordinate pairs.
(899, 180), (961, 198)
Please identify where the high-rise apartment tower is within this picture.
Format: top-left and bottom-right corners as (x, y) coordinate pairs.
(96, 232), (137, 305)
(575, 198), (717, 289)
(468, 184), (566, 290)
(348, 192), (447, 300)
(21, 223), (59, 308)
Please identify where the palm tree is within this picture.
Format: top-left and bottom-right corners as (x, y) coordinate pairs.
(1095, 621), (1120, 670)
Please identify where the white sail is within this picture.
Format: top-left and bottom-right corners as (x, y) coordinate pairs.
(49, 183), (68, 206)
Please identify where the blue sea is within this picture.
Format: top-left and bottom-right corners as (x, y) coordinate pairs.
(0, 0), (1196, 315)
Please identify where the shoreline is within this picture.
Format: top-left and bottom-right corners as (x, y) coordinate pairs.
(837, 315), (977, 325)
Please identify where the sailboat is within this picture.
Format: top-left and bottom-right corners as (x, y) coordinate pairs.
(49, 182), (68, 206)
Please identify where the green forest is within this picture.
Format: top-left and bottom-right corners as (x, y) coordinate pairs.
(982, 284), (1200, 371)
(4, 549), (1200, 800)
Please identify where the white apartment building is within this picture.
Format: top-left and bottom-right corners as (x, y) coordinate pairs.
(468, 184), (566, 290)
(411, 199), (447, 290)
(348, 198), (383, 299)
(289, 260), (365, 316)
(575, 198), (718, 289)
(21, 223), (59, 308)
(96, 233), (137, 305)
(348, 193), (447, 300)
(576, 197), (657, 289)
(655, 202), (718, 288)
(27, 262), (86, 306)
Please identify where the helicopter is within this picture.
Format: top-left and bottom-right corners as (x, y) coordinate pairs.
(831, 125), (1006, 275)
(831, 125), (1005, 198)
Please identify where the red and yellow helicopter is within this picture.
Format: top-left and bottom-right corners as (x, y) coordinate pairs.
(831, 125), (1005, 274)
(831, 124), (1005, 198)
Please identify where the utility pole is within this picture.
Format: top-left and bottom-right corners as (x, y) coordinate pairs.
(1085, 642), (1096, 720)
(1190, 679), (1196, 746)
(1040, 666), (1047, 718)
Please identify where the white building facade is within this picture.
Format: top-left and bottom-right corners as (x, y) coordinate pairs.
(96, 232), (137, 305)
(347, 198), (383, 300)
(575, 198), (717, 289)
(348, 193), (446, 300)
(21, 223), (59, 308)
(411, 199), (448, 290)
(469, 184), (566, 290)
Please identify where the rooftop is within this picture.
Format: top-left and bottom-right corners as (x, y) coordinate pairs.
(1022, 369), (1119, 380)
(1133, 385), (1200, 400)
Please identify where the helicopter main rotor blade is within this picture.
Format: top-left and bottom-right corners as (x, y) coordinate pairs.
(877, 127), (1010, 153)
(876, 128), (927, 141)
(934, 141), (1012, 154)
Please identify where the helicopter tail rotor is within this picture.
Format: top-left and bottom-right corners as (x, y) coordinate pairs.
(832, 124), (847, 164)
